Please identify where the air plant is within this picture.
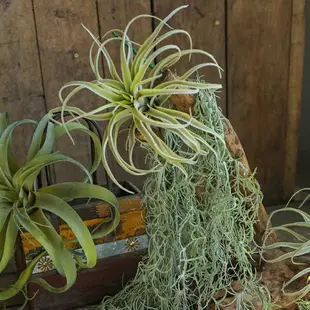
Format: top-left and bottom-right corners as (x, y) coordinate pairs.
(52, 5), (225, 192)
(0, 112), (120, 301)
(262, 188), (310, 303)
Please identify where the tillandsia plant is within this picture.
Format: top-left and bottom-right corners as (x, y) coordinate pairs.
(51, 5), (225, 192)
(0, 112), (120, 301)
(262, 188), (310, 303)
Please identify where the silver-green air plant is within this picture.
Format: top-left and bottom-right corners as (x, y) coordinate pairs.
(262, 188), (310, 304)
(52, 5), (225, 193)
(0, 112), (120, 301)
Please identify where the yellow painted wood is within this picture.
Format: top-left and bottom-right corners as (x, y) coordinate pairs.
(22, 198), (145, 258)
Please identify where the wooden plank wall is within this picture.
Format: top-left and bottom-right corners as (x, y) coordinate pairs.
(227, 0), (292, 204)
(227, 0), (305, 204)
(32, 0), (105, 183)
(0, 0), (305, 196)
(0, 0), (46, 162)
(0, 0), (305, 206)
(0, 0), (305, 211)
(153, 0), (226, 113)
(1, 0), (304, 207)
(0, 0), (305, 309)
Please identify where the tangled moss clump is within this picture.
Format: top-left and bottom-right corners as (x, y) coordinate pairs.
(297, 300), (310, 310)
(98, 89), (271, 310)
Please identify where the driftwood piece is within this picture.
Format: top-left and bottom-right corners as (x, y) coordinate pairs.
(222, 116), (277, 245)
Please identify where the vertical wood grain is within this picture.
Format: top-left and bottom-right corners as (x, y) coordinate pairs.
(97, 0), (152, 189)
(284, 0), (306, 200)
(153, 0), (226, 114)
(227, 0), (292, 205)
(32, 0), (104, 183)
(0, 0), (46, 160)
(0, 2), (46, 307)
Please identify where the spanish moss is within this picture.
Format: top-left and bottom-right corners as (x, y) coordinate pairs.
(97, 89), (271, 309)
(297, 300), (310, 310)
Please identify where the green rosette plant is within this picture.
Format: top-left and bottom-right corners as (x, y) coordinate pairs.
(0, 112), (120, 301)
(52, 5), (225, 192)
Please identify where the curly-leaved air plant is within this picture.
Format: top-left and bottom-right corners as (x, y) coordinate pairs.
(52, 5), (225, 193)
(262, 188), (310, 305)
(0, 112), (120, 302)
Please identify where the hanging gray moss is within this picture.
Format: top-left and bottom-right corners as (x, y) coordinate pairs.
(97, 89), (272, 310)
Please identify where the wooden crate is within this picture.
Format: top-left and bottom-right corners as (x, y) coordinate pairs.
(18, 182), (147, 310)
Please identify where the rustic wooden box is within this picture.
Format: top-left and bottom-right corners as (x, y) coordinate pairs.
(19, 182), (147, 310)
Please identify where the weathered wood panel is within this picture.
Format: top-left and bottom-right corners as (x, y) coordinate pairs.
(97, 0), (153, 188)
(296, 1), (310, 191)
(284, 0), (306, 200)
(32, 0), (105, 184)
(0, 2), (46, 307)
(0, 1), (307, 309)
(153, 0), (226, 114)
(0, 0), (46, 160)
(0, 0), (304, 203)
(227, 0), (293, 205)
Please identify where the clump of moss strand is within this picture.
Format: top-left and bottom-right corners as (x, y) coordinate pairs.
(96, 89), (272, 310)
